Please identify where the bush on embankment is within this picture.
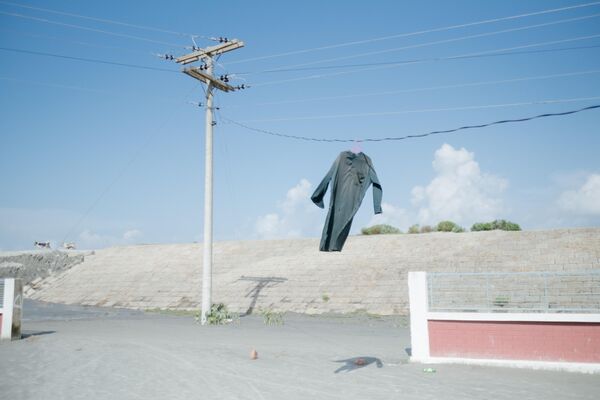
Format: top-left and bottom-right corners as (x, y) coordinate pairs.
(361, 224), (402, 235)
(471, 219), (521, 232)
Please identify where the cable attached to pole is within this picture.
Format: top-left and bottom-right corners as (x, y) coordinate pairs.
(220, 104), (600, 143)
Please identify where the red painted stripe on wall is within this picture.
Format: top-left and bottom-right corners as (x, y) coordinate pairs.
(428, 320), (600, 363)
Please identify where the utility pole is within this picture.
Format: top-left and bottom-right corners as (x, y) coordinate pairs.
(175, 38), (244, 325)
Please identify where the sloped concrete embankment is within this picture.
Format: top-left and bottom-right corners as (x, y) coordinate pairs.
(0, 250), (86, 286)
(26, 228), (600, 315)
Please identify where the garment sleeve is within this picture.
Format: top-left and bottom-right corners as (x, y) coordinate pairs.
(311, 156), (338, 209)
(369, 167), (383, 214)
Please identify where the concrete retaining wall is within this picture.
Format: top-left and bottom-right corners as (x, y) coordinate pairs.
(19, 228), (600, 315)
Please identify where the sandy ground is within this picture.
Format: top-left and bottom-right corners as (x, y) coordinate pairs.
(0, 301), (598, 400)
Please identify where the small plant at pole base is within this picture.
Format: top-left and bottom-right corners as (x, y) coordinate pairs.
(259, 307), (285, 326)
(198, 303), (237, 325)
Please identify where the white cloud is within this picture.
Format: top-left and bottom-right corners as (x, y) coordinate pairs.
(78, 229), (114, 249)
(367, 202), (410, 230)
(123, 229), (142, 241)
(255, 213), (283, 238)
(411, 143), (508, 225)
(77, 228), (143, 249)
(0, 207), (146, 251)
(255, 179), (321, 239)
(558, 173), (600, 216)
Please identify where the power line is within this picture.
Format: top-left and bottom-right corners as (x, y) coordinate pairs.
(0, 26), (153, 55)
(246, 12), (600, 73)
(220, 104), (600, 143)
(238, 96), (600, 123)
(229, 44), (600, 76)
(212, 101), (245, 239)
(60, 86), (200, 244)
(4, 34), (598, 91)
(222, 69), (600, 108)
(0, 10), (184, 48)
(227, 1), (600, 65)
(0, 0), (208, 38)
(0, 46), (179, 73)
(0, 76), (189, 104)
(250, 34), (600, 87)
(4, 46), (599, 121)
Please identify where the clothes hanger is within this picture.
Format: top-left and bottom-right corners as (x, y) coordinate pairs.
(350, 140), (363, 154)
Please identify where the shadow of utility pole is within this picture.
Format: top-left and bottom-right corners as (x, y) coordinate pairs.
(333, 357), (384, 373)
(238, 276), (287, 315)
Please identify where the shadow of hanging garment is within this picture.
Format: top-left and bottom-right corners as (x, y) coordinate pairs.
(333, 356), (384, 373)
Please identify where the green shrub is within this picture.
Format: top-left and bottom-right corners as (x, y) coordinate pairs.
(408, 223), (465, 234)
(259, 308), (285, 326)
(200, 303), (237, 325)
(419, 225), (435, 233)
(493, 220), (521, 231)
(471, 219), (521, 232)
(361, 224), (401, 235)
(408, 224), (420, 234)
(437, 220), (459, 232)
(471, 222), (493, 231)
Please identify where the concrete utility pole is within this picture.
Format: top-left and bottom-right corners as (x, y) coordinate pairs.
(175, 38), (244, 325)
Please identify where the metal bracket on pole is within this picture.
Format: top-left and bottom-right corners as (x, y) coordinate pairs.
(176, 39), (244, 65)
(183, 68), (236, 92)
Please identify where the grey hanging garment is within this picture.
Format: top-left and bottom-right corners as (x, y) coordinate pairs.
(311, 151), (382, 251)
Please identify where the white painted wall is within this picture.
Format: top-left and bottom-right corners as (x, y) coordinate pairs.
(408, 271), (430, 362)
(1, 278), (15, 340)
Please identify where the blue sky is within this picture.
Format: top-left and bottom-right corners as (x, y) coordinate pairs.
(1, 0), (600, 250)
